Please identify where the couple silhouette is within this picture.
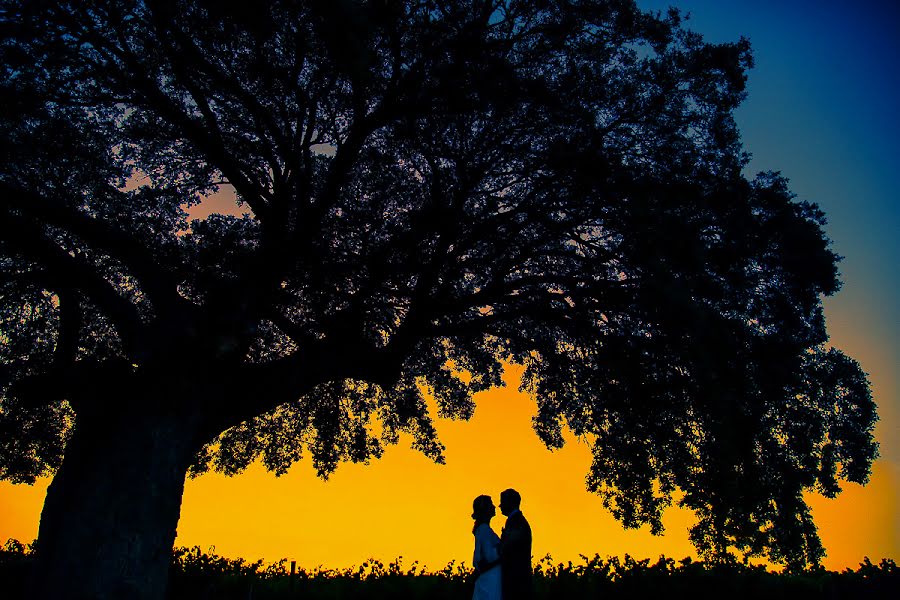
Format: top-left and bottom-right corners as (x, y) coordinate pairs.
(471, 488), (533, 600)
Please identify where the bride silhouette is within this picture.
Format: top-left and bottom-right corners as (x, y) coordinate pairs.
(470, 495), (502, 600)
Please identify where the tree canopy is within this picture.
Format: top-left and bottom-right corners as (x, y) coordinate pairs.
(0, 0), (878, 582)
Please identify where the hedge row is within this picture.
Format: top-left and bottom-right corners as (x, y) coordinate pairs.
(1, 540), (896, 599)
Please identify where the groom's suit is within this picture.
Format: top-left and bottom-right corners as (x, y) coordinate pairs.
(500, 511), (533, 599)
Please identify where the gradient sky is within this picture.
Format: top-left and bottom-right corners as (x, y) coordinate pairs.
(1, 0), (897, 571)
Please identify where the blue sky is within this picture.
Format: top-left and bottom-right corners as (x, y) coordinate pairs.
(634, 1), (899, 472)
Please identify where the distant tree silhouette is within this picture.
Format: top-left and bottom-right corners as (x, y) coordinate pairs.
(0, 1), (878, 598)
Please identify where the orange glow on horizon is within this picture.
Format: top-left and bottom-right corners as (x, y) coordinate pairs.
(1, 361), (896, 571)
(1, 263), (896, 570)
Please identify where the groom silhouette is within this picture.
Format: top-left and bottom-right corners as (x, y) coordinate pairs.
(499, 488), (533, 600)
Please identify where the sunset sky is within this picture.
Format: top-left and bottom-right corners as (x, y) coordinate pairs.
(1, 0), (897, 571)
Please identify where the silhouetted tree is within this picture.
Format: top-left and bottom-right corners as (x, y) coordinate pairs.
(0, 1), (878, 598)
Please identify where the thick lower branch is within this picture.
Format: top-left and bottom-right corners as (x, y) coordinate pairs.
(207, 330), (420, 438)
(9, 360), (133, 412)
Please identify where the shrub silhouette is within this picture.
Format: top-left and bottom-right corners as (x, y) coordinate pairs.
(4, 540), (895, 599)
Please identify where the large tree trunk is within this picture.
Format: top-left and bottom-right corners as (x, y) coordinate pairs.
(30, 403), (200, 600)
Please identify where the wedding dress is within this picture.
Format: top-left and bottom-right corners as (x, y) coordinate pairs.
(472, 522), (502, 600)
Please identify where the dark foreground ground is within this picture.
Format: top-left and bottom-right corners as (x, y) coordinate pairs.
(2, 540), (897, 599)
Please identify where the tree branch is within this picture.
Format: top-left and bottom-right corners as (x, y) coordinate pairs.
(1, 183), (187, 318)
(53, 288), (81, 368)
(0, 209), (145, 356)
